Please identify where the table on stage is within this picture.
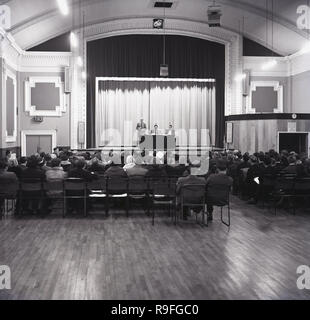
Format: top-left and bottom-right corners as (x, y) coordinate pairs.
(138, 134), (176, 151)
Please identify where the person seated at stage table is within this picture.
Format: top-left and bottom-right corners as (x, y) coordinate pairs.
(151, 124), (159, 135)
(136, 118), (147, 130)
(166, 123), (175, 135)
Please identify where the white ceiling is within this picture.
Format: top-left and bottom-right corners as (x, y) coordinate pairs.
(2, 0), (308, 55)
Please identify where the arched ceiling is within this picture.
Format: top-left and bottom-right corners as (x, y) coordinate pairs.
(1, 0), (308, 55)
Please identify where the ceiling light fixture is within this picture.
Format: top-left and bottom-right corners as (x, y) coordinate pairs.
(234, 73), (246, 82)
(299, 41), (310, 55)
(77, 56), (83, 67)
(56, 0), (69, 16)
(261, 59), (277, 70)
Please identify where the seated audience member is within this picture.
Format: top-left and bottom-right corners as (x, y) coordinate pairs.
(21, 155), (46, 181)
(68, 158), (97, 181)
(125, 154), (148, 177)
(166, 154), (187, 177)
(104, 161), (127, 179)
(282, 155), (297, 174)
(88, 156), (106, 174)
(46, 158), (68, 181)
(60, 154), (72, 172)
(18, 157), (28, 172)
(206, 159), (233, 221)
(7, 157), (23, 179)
(176, 160), (207, 219)
(123, 155), (135, 171)
(0, 158), (18, 212)
(245, 155), (262, 204)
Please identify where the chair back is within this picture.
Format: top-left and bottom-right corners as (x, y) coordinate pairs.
(275, 174), (295, 192)
(0, 180), (18, 197)
(20, 179), (43, 192)
(294, 177), (310, 194)
(64, 178), (86, 191)
(106, 176), (128, 194)
(207, 184), (231, 207)
(87, 176), (107, 192)
(180, 184), (206, 206)
(150, 176), (176, 197)
(128, 175), (148, 194)
(44, 180), (64, 193)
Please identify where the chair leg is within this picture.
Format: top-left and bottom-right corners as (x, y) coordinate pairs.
(62, 196), (65, 218)
(126, 196), (129, 217)
(105, 197), (109, 217)
(221, 206), (231, 227)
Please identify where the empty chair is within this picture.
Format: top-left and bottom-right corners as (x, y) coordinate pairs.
(18, 178), (44, 215)
(63, 178), (87, 217)
(88, 175), (108, 215)
(0, 180), (18, 217)
(127, 175), (150, 215)
(106, 176), (129, 216)
(150, 176), (177, 225)
(43, 180), (65, 216)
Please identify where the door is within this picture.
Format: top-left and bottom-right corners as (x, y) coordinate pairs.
(278, 133), (309, 155)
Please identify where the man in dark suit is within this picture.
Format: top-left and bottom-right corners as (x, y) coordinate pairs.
(206, 159), (233, 221)
(104, 162), (128, 179)
(176, 160), (207, 219)
(68, 158), (97, 181)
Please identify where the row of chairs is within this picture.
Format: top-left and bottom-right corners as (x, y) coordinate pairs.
(0, 175), (231, 227)
(261, 174), (310, 215)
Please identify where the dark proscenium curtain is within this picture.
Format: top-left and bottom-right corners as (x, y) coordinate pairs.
(87, 35), (225, 148)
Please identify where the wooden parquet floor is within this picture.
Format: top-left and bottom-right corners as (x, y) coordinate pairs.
(1, 196), (310, 300)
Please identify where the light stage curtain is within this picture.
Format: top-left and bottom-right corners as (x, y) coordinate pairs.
(96, 80), (150, 147)
(96, 80), (215, 148)
(149, 81), (215, 147)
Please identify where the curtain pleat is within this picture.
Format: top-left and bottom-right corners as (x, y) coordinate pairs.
(96, 80), (215, 148)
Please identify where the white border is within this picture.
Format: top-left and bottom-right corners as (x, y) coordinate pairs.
(24, 76), (66, 117)
(246, 81), (283, 114)
(4, 68), (17, 143)
(21, 130), (57, 156)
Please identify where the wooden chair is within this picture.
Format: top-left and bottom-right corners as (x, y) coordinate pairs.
(63, 178), (87, 217)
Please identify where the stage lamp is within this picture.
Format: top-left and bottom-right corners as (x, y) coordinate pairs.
(56, 0), (69, 16)
(261, 59), (277, 71)
(299, 42), (310, 55)
(77, 56), (83, 67)
(234, 73), (246, 82)
(70, 32), (78, 48)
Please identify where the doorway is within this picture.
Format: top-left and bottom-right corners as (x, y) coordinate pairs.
(278, 132), (309, 155)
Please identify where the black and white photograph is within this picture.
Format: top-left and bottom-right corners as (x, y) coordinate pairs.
(1, 0), (310, 309)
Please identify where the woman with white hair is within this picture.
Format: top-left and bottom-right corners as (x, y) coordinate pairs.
(123, 155), (135, 171)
